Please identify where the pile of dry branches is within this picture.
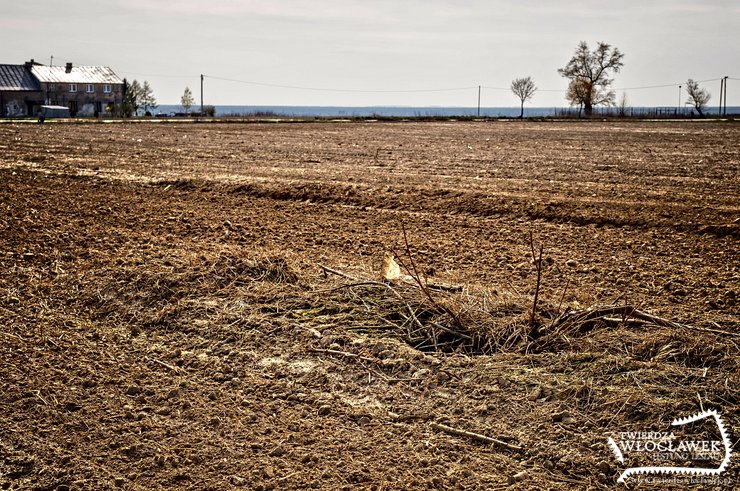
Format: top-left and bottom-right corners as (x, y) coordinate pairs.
(314, 224), (739, 370)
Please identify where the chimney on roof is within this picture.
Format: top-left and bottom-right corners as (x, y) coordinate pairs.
(25, 59), (34, 67)
(65, 62), (73, 73)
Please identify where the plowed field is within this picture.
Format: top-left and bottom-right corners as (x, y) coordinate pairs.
(1, 120), (738, 490)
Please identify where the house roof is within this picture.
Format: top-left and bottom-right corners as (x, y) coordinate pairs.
(31, 65), (123, 85)
(0, 64), (41, 91)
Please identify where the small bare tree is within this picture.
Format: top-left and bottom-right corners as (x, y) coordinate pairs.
(618, 92), (629, 117)
(140, 81), (158, 116)
(510, 77), (537, 118)
(685, 79), (711, 117)
(181, 87), (194, 114)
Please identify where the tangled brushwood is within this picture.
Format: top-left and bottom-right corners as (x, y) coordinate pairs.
(313, 256), (739, 371)
(82, 243), (738, 372)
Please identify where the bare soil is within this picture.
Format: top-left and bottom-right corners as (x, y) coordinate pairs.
(1, 120), (738, 490)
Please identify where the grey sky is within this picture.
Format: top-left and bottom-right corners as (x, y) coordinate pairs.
(2, 0), (738, 107)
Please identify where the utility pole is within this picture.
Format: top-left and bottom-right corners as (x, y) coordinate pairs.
(200, 74), (204, 114)
(724, 76), (728, 116)
(678, 85), (681, 115)
(477, 85), (481, 117)
(719, 78), (724, 116)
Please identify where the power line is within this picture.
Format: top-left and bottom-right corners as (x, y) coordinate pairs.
(616, 83), (680, 90)
(205, 75), (476, 94)
(115, 69), (738, 99)
(119, 70), (196, 79)
(696, 77), (724, 83)
(480, 79), (728, 94)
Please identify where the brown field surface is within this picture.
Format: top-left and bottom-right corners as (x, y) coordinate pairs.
(1, 120), (739, 490)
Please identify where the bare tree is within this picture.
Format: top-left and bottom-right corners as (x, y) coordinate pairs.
(510, 77), (537, 118)
(140, 81), (158, 116)
(685, 79), (711, 117)
(618, 92), (629, 117)
(181, 87), (194, 114)
(559, 41), (624, 117)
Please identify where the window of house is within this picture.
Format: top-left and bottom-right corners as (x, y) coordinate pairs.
(48, 84), (56, 91)
(69, 84), (77, 93)
(86, 84), (94, 93)
(103, 84), (112, 93)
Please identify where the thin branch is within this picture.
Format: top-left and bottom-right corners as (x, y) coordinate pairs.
(550, 277), (571, 330)
(309, 348), (377, 364)
(145, 356), (184, 373)
(0, 331), (25, 342)
(430, 422), (522, 451)
(318, 263), (360, 282)
(528, 231), (544, 329)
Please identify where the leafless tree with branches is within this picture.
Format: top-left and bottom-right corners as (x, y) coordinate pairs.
(559, 41), (624, 117)
(510, 77), (537, 118)
(685, 79), (711, 117)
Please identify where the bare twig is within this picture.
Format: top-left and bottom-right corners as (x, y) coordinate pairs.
(429, 321), (473, 341)
(309, 348), (377, 363)
(546, 304), (739, 341)
(0, 331), (25, 342)
(35, 391), (49, 406)
(602, 317), (651, 327)
(396, 222), (464, 329)
(604, 396), (632, 429)
(686, 324), (740, 338)
(550, 277), (571, 330)
(277, 471), (302, 482)
(412, 280), (463, 293)
(529, 231), (544, 330)
(145, 356), (183, 373)
(430, 422), (522, 451)
(628, 309), (687, 330)
(318, 263), (360, 282)
(398, 223), (431, 299)
(315, 281), (395, 294)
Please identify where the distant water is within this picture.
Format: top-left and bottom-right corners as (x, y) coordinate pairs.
(156, 105), (552, 117)
(154, 105), (738, 118)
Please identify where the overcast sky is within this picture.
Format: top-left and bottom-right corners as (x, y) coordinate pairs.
(1, 0), (738, 108)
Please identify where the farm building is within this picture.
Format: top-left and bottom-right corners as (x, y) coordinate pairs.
(0, 60), (124, 117)
(0, 61), (41, 117)
(32, 63), (124, 117)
